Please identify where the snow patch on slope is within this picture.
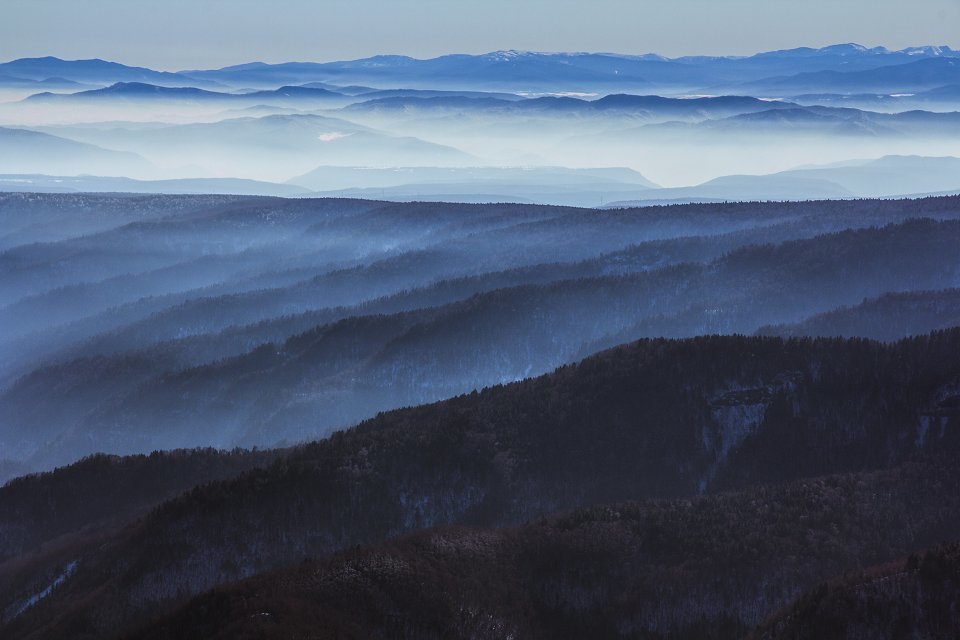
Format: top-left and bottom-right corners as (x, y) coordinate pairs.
(10, 560), (77, 619)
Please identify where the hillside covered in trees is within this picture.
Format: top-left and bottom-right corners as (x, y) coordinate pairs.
(753, 543), (960, 640)
(1, 330), (959, 638)
(2, 193), (960, 475)
(126, 461), (960, 640)
(6, 24), (960, 640)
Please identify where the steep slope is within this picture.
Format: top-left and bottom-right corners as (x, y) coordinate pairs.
(3, 330), (960, 637)
(753, 543), (960, 640)
(0, 449), (281, 563)
(125, 461), (960, 640)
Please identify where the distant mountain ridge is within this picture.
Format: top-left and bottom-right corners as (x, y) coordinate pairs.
(0, 56), (223, 89)
(739, 57), (960, 95)
(0, 174), (310, 197)
(604, 156), (960, 205)
(24, 81), (347, 104)
(177, 45), (960, 91)
(0, 127), (154, 178)
(4, 44), (959, 93)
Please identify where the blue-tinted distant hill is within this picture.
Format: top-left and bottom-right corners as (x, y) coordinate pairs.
(740, 57), (960, 95)
(700, 107), (898, 135)
(177, 45), (960, 91)
(181, 52), (666, 90)
(290, 165), (659, 207)
(588, 105), (960, 141)
(19, 114), (475, 178)
(778, 155), (960, 197)
(0, 127), (154, 177)
(604, 174), (855, 205)
(788, 83), (960, 112)
(0, 174), (310, 197)
(24, 82), (350, 106)
(716, 106), (960, 136)
(914, 83), (960, 101)
(0, 56), (224, 89)
(288, 165), (657, 191)
(344, 93), (801, 123)
(604, 155), (960, 205)
(0, 74), (93, 90)
(5, 45), (959, 95)
(354, 88), (525, 101)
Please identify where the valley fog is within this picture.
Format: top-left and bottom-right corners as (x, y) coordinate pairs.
(2, 193), (960, 476)
(3, 42), (960, 640)
(2, 48), (960, 198)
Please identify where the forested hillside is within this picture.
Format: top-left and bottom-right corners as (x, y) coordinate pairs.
(753, 543), (960, 640)
(6, 27), (960, 640)
(126, 461), (960, 640)
(759, 288), (960, 341)
(2, 330), (959, 638)
(3, 194), (959, 474)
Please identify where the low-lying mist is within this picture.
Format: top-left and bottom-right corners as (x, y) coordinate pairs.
(2, 193), (960, 478)
(3, 46), (960, 476)
(3, 83), (960, 199)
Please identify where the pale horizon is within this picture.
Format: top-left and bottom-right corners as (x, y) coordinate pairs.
(2, 0), (958, 71)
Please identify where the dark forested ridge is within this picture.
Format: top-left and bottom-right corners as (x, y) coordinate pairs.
(759, 288), (960, 341)
(2, 329), (960, 638)
(125, 461), (960, 640)
(753, 542), (960, 640)
(2, 193), (960, 474)
(0, 448), (282, 564)
(3, 193), (960, 638)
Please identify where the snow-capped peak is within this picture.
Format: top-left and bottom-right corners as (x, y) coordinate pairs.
(484, 50), (535, 62)
(900, 45), (955, 57)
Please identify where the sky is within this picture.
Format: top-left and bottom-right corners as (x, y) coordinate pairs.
(1, 0), (958, 70)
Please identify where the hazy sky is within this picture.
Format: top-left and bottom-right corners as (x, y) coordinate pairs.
(2, 0), (959, 70)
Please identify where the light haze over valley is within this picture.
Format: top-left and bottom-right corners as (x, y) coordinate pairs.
(1, 43), (960, 199)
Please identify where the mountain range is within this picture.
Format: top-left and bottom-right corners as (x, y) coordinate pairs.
(3, 326), (960, 638)
(2, 44), (960, 195)
(4, 42), (960, 638)
(3, 44), (960, 95)
(174, 45), (960, 92)
(3, 193), (960, 473)
(0, 127), (154, 178)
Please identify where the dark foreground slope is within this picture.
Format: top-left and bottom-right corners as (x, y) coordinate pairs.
(127, 461), (960, 640)
(0, 448), (281, 564)
(3, 330), (960, 638)
(753, 543), (960, 640)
